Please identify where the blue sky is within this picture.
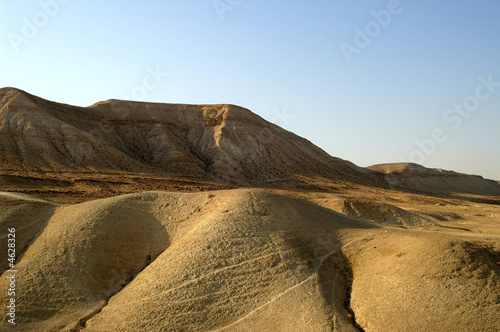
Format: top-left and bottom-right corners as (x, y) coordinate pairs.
(1, 0), (499, 180)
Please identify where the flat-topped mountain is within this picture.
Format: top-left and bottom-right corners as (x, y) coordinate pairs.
(0, 87), (381, 189)
(368, 162), (500, 196)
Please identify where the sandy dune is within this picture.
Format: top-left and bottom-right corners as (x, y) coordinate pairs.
(309, 196), (434, 227)
(1, 189), (499, 331)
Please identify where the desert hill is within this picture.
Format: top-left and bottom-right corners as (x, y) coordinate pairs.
(1, 189), (499, 331)
(1, 88), (500, 331)
(368, 163), (500, 196)
(2, 87), (499, 199)
(0, 87), (381, 190)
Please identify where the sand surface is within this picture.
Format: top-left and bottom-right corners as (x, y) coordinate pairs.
(1, 189), (499, 331)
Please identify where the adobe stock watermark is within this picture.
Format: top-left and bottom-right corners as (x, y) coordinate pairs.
(258, 106), (297, 146)
(269, 106), (296, 128)
(119, 66), (168, 102)
(213, 0), (244, 21)
(6, 227), (17, 325)
(340, 0), (408, 64)
(399, 75), (499, 164)
(70, 65), (168, 165)
(7, 0), (72, 53)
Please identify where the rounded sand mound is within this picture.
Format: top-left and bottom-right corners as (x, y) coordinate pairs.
(1, 190), (499, 331)
(1, 190), (369, 331)
(312, 197), (433, 227)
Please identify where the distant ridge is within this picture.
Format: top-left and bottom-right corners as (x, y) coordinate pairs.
(367, 163), (500, 196)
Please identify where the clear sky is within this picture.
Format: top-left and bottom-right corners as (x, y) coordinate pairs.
(1, 0), (499, 180)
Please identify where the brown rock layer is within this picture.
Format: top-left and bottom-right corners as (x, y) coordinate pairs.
(0, 87), (382, 189)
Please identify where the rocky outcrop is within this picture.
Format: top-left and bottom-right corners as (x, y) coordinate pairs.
(0, 87), (381, 188)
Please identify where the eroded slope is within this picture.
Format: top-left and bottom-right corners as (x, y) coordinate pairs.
(0, 88), (381, 189)
(1, 190), (499, 331)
